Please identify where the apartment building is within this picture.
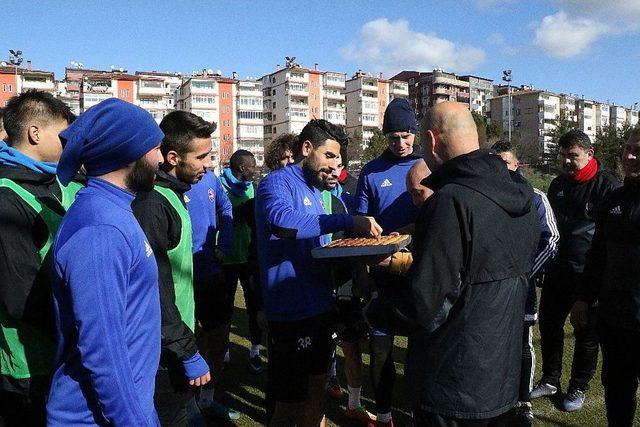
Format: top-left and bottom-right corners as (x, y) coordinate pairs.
(595, 103), (611, 132)
(576, 99), (597, 143)
(0, 62), (55, 107)
(627, 108), (639, 128)
(135, 71), (182, 123)
(175, 71), (237, 168)
(391, 69), (493, 120)
(610, 105), (628, 131)
(236, 78), (264, 166)
(261, 62), (347, 143)
(344, 71), (409, 144)
(490, 90), (561, 155)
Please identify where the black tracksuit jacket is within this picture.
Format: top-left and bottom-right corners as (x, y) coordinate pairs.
(546, 166), (620, 275)
(580, 178), (640, 331)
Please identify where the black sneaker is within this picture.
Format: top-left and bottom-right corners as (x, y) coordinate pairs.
(248, 354), (265, 374)
(514, 401), (533, 426)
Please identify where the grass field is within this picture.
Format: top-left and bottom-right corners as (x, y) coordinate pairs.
(208, 289), (637, 426)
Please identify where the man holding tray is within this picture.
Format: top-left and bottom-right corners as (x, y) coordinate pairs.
(255, 119), (381, 426)
(355, 97), (422, 427)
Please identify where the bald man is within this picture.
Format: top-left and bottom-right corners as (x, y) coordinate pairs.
(405, 159), (432, 209)
(368, 102), (539, 426)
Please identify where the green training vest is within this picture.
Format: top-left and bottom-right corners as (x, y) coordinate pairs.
(322, 190), (334, 241)
(0, 178), (82, 379)
(221, 183), (254, 265)
(154, 186), (195, 331)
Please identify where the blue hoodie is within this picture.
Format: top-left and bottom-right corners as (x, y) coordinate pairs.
(255, 164), (354, 321)
(185, 170), (233, 278)
(48, 178), (161, 426)
(355, 149), (421, 232)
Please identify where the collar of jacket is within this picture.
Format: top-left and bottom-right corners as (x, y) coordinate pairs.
(155, 169), (191, 193)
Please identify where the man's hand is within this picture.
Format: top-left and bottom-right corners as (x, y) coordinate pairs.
(214, 248), (225, 263)
(570, 300), (589, 331)
(189, 371), (211, 387)
(352, 216), (383, 238)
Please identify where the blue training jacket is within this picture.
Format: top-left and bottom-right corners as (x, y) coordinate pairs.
(185, 170), (233, 278)
(255, 164), (354, 322)
(48, 178), (161, 426)
(355, 149), (421, 232)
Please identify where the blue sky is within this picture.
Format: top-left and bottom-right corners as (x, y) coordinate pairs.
(2, 0), (639, 106)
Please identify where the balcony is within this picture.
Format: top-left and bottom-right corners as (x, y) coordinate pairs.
(324, 78), (345, 89)
(362, 81), (378, 92)
(392, 84), (408, 96)
(325, 90), (345, 101)
(433, 74), (469, 88)
(288, 72), (307, 82)
(22, 79), (55, 91)
(325, 102), (345, 111)
(138, 83), (166, 97)
(286, 83), (308, 97)
(434, 87), (453, 96)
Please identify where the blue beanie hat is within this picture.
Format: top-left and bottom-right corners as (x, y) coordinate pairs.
(382, 98), (417, 135)
(57, 98), (164, 185)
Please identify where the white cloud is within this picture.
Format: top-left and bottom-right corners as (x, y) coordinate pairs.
(533, 12), (609, 58)
(487, 32), (505, 45)
(340, 18), (485, 76)
(532, 0), (640, 59)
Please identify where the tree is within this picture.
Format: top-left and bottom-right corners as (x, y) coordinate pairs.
(595, 122), (634, 177)
(471, 111), (504, 148)
(543, 112), (577, 167)
(362, 129), (387, 164)
(346, 129), (364, 173)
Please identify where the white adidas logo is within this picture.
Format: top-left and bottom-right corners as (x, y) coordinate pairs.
(183, 195), (191, 203)
(610, 206), (622, 215)
(303, 197), (312, 206)
(381, 179), (393, 188)
(557, 190), (564, 197)
(144, 240), (153, 257)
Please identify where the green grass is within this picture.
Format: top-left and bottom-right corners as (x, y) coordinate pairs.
(209, 288), (636, 426)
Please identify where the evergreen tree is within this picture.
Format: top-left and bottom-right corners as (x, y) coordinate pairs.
(362, 129), (388, 164)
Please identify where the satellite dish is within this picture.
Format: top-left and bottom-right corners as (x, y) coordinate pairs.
(119, 67), (124, 72)
(215, 69), (222, 76)
(207, 68), (214, 74)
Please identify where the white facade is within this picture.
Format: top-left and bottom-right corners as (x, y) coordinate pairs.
(236, 79), (265, 166)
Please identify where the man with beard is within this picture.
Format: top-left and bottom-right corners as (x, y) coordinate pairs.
(48, 98), (164, 425)
(572, 127), (640, 426)
(355, 97), (421, 427)
(532, 130), (620, 411)
(0, 91), (76, 426)
(368, 102), (539, 425)
(256, 119), (382, 426)
(131, 111), (214, 426)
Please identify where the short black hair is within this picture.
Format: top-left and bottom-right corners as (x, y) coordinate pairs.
(558, 129), (592, 150)
(159, 111), (216, 157)
(295, 119), (348, 155)
(491, 140), (514, 155)
(265, 133), (297, 171)
(3, 90), (75, 146)
(229, 149), (255, 172)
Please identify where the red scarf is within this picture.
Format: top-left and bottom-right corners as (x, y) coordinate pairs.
(338, 168), (347, 183)
(571, 157), (598, 183)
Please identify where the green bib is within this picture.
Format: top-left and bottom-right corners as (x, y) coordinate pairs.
(222, 184), (254, 265)
(322, 190), (333, 241)
(154, 186), (195, 331)
(0, 178), (82, 379)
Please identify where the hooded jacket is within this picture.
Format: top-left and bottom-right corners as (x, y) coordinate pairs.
(369, 150), (539, 419)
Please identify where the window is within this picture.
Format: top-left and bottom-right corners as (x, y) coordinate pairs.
(273, 127), (277, 133)
(238, 111), (264, 119)
(273, 102), (276, 108)
(193, 95), (215, 104)
(192, 80), (215, 90)
(141, 80), (163, 88)
(2, 84), (13, 92)
(273, 89), (276, 95)
(222, 92), (229, 99)
(241, 125), (260, 134)
(224, 106), (231, 113)
(223, 134), (231, 141)
(122, 89), (130, 98)
(238, 97), (262, 107)
(273, 114), (276, 121)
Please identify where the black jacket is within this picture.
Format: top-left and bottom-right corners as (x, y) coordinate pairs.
(369, 150), (539, 419)
(547, 166), (620, 274)
(0, 165), (67, 393)
(131, 170), (198, 372)
(580, 179), (640, 331)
